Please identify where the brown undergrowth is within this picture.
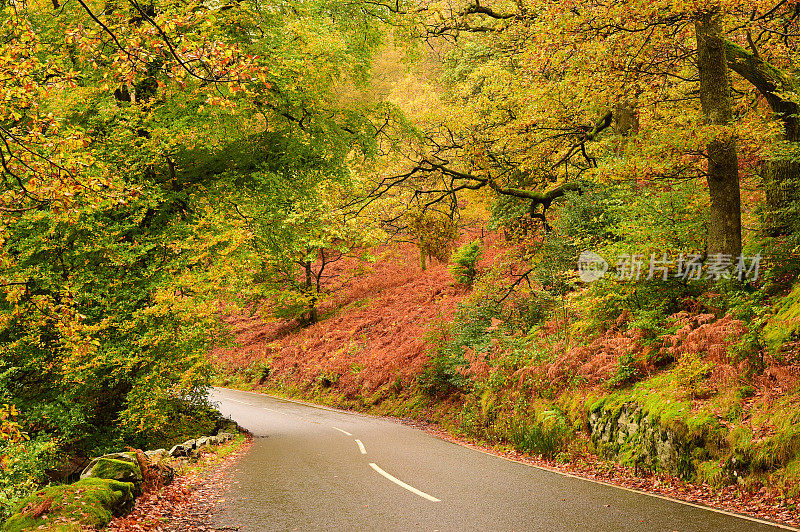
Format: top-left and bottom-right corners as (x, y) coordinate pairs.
(213, 241), (472, 397)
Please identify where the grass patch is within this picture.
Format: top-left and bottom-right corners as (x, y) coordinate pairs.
(508, 418), (567, 458)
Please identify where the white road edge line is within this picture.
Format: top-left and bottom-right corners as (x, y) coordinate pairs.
(355, 439), (367, 454)
(463, 446), (798, 532)
(369, 463), (440, 502)
(332, 427), (353, 436)
(226, 398), (254, 406)
(215, 387), (375, 417)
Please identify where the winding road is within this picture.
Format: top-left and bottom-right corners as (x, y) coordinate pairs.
(209, 387), (794, 532)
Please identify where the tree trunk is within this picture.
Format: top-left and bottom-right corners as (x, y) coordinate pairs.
(695, 13), (742, 258)
(725, 41), (800, 239)
(614, 99), (639, 137)
(302, 260), (318, 325)
(763, 160), (800, 237)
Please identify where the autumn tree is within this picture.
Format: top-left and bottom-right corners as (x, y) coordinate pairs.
(222, 168), (376, 326)
(0, 0), (259, 456)
(0, 1), (399, 513)
(371, 0), (800, 263)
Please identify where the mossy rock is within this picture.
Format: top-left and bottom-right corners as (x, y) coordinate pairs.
(2, 477), (134, 532)
(80, 457), (142, 488)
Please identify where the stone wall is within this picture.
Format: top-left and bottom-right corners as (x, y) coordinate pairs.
(587, 402), (695, 478)
(2, 432), (238, 532)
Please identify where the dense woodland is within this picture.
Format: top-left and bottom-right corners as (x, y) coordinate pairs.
(2, 0), (800, 524)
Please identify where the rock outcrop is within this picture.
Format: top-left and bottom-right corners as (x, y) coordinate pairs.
(588, 402), (695, 478)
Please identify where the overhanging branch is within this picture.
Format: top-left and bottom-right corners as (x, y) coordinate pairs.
(725, 40), (799, 140)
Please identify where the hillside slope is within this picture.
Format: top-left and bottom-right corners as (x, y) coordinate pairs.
(213, 242), (466, 399)
(211, 239), (800, 526)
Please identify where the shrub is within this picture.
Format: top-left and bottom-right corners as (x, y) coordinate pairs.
(0, 437), (58, 522)
(419, 295), (499, 397)
(240, 360), (272, 384)
(502, 289), (557, 333)
(315, 371), (340, 388)
(127, 397), (224, 451)
(608, 352), (640, 388)
(449, 240), (482, 286)
(418, 353), (470, 397)
(763, 281), (800, 354)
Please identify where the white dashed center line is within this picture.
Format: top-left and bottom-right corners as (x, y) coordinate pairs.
(355, 439), (367, 454)
(332, 426), (353, 436)
(369, 463), (441, 502)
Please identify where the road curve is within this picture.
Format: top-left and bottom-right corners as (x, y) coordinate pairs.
(209, 387), (794, 532)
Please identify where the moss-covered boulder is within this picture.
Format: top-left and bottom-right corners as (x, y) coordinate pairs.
(2, 478), (134, 532)
(80, 456), (142, 489)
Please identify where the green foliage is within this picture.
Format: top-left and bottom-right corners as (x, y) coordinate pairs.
(240, 360), (272, 385)
(502, 290), (557, 333)
(315, 371), (340, 388)
(418, 352), (470, 397)
(0, 190), (222, 504)
(555, 185), (623, 249)
(548, 180), (710, 335)
(232, 176), (375, 325)
(1, 0), (397, 510)
(449, 240), (482, 286)
(609, 181), (708, 254)
(0, 437), (58, 522)
(529, 233), (579, 297)
(418, 320), (468, 397)
(608, 352), (640, 388)
(488, 196), (529, 233)
(419, 297), (499, 396)
(137, 399), (233, 451)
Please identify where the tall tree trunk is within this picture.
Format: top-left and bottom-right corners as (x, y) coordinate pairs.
(763, 158), (800, 238)
(696, 13), (742, 258)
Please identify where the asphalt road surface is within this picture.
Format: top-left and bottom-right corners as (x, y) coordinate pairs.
(209, 387), (794, 532)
